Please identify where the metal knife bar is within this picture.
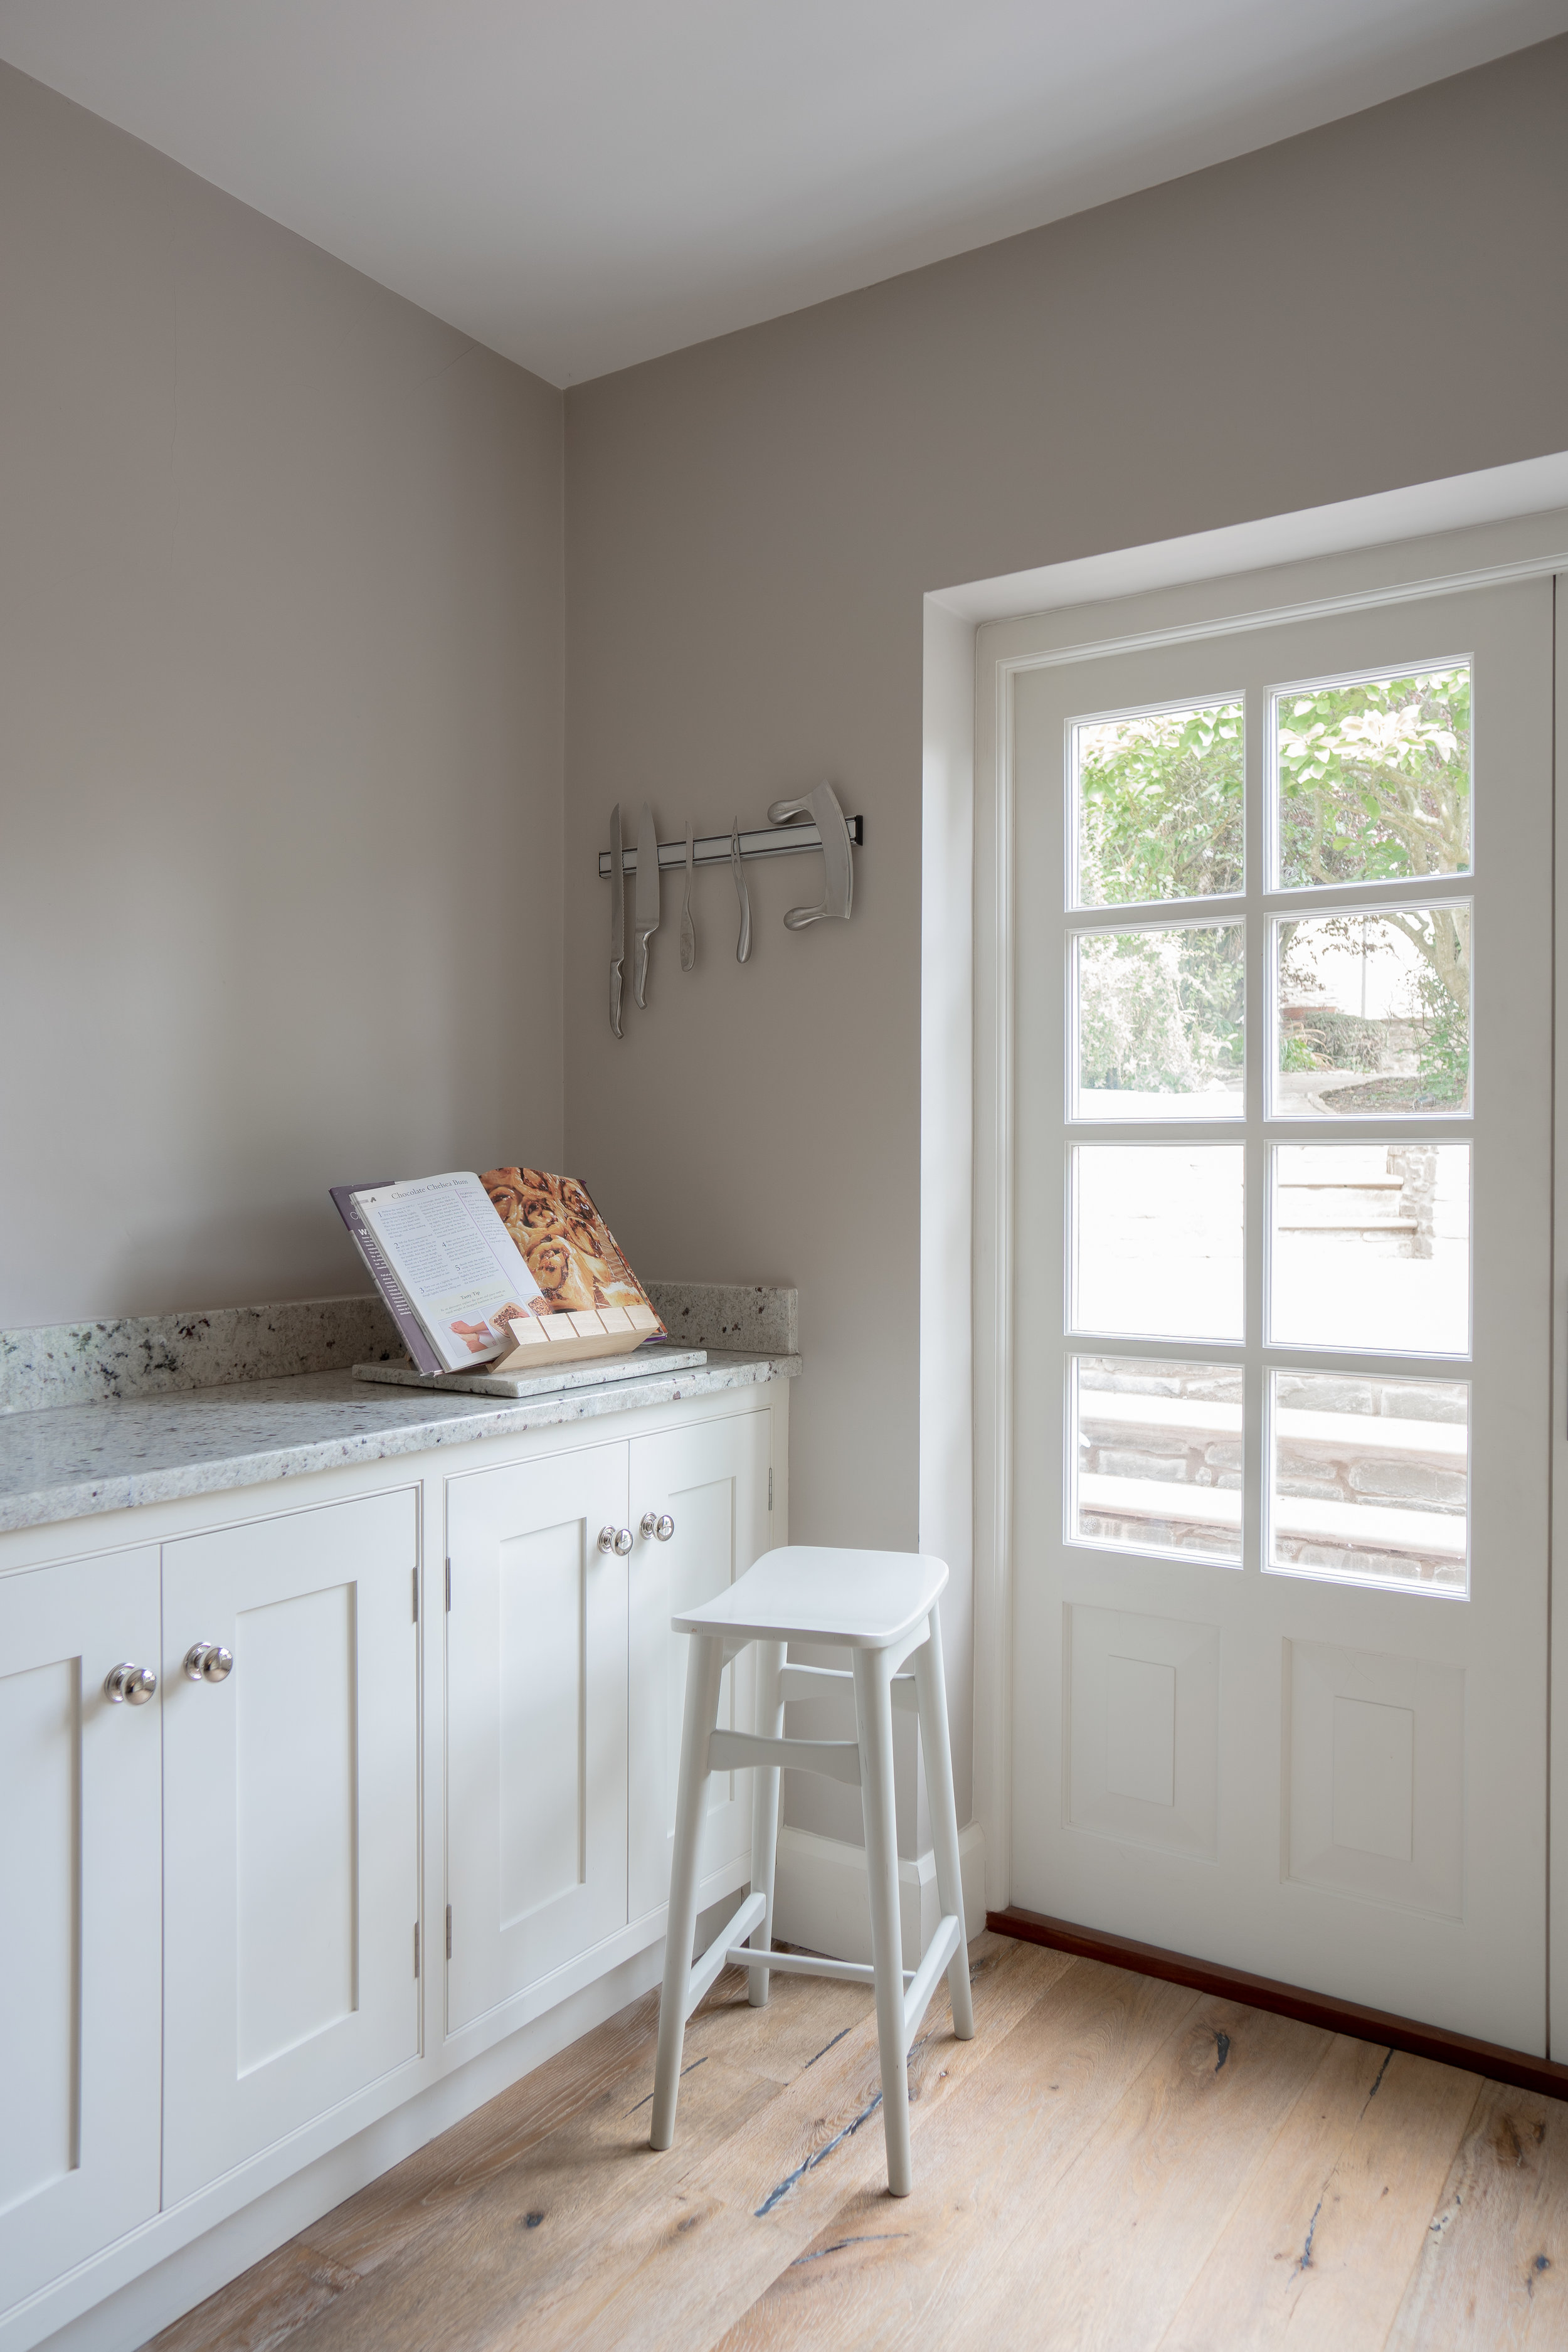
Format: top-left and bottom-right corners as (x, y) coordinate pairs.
(598, 815), (864, 878)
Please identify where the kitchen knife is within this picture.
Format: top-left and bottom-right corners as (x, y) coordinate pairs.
(681, 820), (696, 970)
(633, 800), (660, 1006)
(731, 817), (752, 963)
(608, 803), (624, 1037)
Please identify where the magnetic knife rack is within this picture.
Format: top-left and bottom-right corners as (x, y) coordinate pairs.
(597, 813), (864, 877)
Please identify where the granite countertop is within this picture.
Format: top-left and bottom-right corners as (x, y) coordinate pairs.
(0, 1350), (799, 1537)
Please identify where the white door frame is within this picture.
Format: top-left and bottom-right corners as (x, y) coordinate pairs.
(953, 495), (1568, 2040)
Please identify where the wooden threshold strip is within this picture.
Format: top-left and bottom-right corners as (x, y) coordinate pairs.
(988, 1904), (1568, 2104)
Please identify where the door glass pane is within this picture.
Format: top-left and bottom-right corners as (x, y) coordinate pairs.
(1268, 1372), (1468, 1594)
(1269, 1144), (1470, 1355)
(1073, 922), (1244, 1120)
(1273, 664), (1471, 891)
(1073, 1145), (1244, 1341)
(1072, 1355), (1242, 1564)
(1073, 699), (1243, 908)
(1273, 906), (1470, 1117)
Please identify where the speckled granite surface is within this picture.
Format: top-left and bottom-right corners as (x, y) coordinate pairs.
(0, 1284), (796, 1412)
(0, 1353), (799, 1537)
(0, 1295), (405, 1413)
(645, 1283), (797, 1356)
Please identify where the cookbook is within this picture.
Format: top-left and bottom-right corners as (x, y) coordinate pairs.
(331, 1168), (665, 1376)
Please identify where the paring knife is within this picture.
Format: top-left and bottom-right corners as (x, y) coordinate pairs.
(609, 803), (624, 1037)
(731, 817), (752, 963)
(633, 800), (660, 1006)
(681, 822), (696, 970)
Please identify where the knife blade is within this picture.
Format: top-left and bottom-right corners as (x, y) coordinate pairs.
(731, 817), (751, 963)
(681, 820), (696, 970)
(608, 803), (624, 1037)
(633, 800), (660, 1007)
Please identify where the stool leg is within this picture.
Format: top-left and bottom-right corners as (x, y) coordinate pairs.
(748, 1637), (787, 2008)
(651, 1631), (726, 2152)
(852, 1647), (912, 2198)
(913, 1606), (975, 2041)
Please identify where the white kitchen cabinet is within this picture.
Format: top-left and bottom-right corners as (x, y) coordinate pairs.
(160, 1489), (421, 2206)
(627, 1411), (772, 1920)
(0, 1368), (790, 2352)
(0, 1549), (162, 2309)
(445, 1441), (631, 2030)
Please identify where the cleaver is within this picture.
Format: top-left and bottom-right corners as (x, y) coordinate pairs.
(633, 800), (660, 1006)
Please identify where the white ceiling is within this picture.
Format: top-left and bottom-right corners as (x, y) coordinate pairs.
(1, 0), (1562, 387)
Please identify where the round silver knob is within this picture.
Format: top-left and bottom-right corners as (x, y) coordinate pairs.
(598, 1525), (635, 1557)
(104, 1662), (157, 1706)
(640, 1512), (675, 1542)
(184, 1641), (233, 1684)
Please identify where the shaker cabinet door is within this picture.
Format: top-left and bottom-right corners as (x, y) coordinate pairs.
(161, 1490), (420, 2207)
(445, 1443), (630, 2033)
(0, 1549), (162, 2316)
(627, 1409), (773, 1922)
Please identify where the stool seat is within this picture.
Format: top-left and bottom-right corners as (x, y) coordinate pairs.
(650, 1542), (973, 2198)
(671, 1545), (949, 1650)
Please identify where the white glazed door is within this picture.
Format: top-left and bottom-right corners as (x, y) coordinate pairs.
(445, 1442), (630, 2031)
(161, 1490), (420, 2205)
(627, 1410), (773, 1921)
(1009, 578), (1553, 2050)
(0, 1549), (162, 2313)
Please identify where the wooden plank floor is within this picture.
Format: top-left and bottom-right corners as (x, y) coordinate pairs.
(147, 1934), (1568, 2352)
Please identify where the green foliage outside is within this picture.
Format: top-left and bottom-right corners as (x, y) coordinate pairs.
(1077, 702), (1243, 908)
(1078, 926), (1244, 1096)
(1074, 675), (1471, 1107)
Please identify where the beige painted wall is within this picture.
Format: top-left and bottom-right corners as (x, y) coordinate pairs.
(0, 62), (564, 1325)
(563, 37), (1568, 1844)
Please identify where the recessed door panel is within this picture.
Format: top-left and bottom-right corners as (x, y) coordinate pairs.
(0, 1549), (161, 2314)
(445, 1443), (629, 2032)
(162, 1490), (420, 2205)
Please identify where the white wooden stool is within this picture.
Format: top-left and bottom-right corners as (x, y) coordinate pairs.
(649, 1545), (974, 2197)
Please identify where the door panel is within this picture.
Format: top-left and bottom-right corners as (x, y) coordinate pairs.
(1009, 579), (1552, 2048)
(162, 1490), (420, 2204)
(445, 1444), (628, 2030)
(0, 1550), (161, 2312)
(627, 1411), (771, 1921)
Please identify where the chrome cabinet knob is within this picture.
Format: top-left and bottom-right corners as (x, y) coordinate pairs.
(640, 1512), (675, 1542)
(104, 1662), (157, 1706)
(598, 1525), (634, 1557)
(184, 1641), (233, 1684)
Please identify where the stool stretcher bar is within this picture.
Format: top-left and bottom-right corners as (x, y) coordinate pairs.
(776, 1663), (919, 1711)
(725, 1946), (918, 1988)
(707, 1728), (863, 1786)
(682, 1891), (766, 2016)
(903, 1914), (963, 2045)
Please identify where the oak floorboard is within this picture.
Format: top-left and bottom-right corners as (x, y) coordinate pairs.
(148, 2247), (361, 2352)
(710, 1957), (1200, 2352)
(504, 1934), (1068, 2352)
(1157, 2039), (1480, 2352)
(1386, 2078), (1568, 2349)
(926, 1994), (1337, 2352)
(243, 2048), (781, 2352)
(168, 1938), (1051, 2352)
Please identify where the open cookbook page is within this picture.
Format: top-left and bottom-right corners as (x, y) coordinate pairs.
(353, 1172), (545, 1371)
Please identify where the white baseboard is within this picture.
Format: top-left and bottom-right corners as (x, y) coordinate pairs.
(771, 1821), (987, 1971)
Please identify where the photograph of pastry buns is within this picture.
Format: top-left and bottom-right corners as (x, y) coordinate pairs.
(479, 1168), (665, 1337)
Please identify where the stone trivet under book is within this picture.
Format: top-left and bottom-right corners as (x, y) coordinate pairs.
(351, 1345), (707, 1401)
